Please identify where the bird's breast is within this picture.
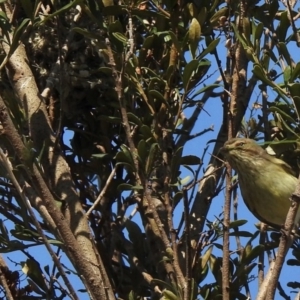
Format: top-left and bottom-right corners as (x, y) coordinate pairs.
(238, 170), (299, 227)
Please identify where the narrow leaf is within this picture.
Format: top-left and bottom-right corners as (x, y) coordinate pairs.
(197, 38), (220, 61)
(183, 60), (199, 91)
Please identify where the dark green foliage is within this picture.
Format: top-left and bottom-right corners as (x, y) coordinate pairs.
(1, 0), (300, 299)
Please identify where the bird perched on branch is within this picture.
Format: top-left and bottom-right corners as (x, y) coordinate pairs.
(221, 138), (300, 228)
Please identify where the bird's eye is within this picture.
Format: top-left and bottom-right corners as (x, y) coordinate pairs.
(238, 142), (245, 147)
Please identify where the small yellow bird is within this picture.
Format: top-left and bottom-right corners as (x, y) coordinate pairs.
(221, 138), (300, 228)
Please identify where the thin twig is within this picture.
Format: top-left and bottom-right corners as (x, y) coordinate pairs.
(125, 10), (134, 63)
(184, 165), (224, 191)
(86, 166), (117, 217)
(105, 38), (140, 182)
(213, 48), (229, 91)
(187, 126), (214, 140)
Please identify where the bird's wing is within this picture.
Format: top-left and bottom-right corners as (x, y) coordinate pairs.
(275, 158), (296, 177)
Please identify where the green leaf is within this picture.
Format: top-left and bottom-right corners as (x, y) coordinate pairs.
(12, 225), (41, 241)
(254, 22), (264, 41)
(278, 42), (291, 66)
(91, 153), (110, 159)
(20, 0), (34, 19)
(142, 35), (154, 49)
(149, 90), (169, 107)
(145, 143), (159, 175)
(229, 231), (253, 237)
(231, 23), (248, 48)
(0, 220), (9, 241)
(187, 3), (197, 18)
(197, 6), (207, 27)
(125, 219), (143, 244)
(275, 10), (289, 41)
(117, 183), (143, 191)
(183, 60), (199, 91)
(178, 175), (191, 186)
(162, 290), (180, 300)
(189, 17), (201, 42)
(209, 7), (228, 27)
(173, 191), (183, 206)
(112, 32), (128, 44)
(229, 220), (248, 228)
(8, 18), (30, 57)
(269, 0), (279, 20)
(291, 62), (300, 81)
(109, 21), (124, 34)
(127, 112), (142, 127)
(180, 155), (201, 165)
(115, 152), (133, 166)
(102, 0), (116, 8)
(165, 64), (176, 84)
(287, 259), (300, 266)
(267, 49), (278, 65)
(253, 64), (271, 84)
(189, 18), (201, 58)
(242, 17), (251, 44)
(287, 84), (300, 117)
(98, 67), (113, 75)
(201, 246), (214, 269)
(140, 125), (153, 140)
(37, 0), (83, 24)
(209, 255), (222, 283)
(0, 10), (10, 43)
(275, 112), (300, 138)
(197, 38), (220, 61)
(121, 144), (134, 163)
(192, 83), (222, 98)
(260, 51), (270, 71)
(241, 245), (264, 265)
(72, 27), (103, 40)
(80, 3), (105, 27)
(152, 279), (178, 295)
(137, 139), (147, 163)
(47, 239), (64, 245)
(253, 64), (288, 101)
(98, 115), (122, 123)
(168, 31), (180, 52)
(44, 265), (50, 276)
(128, 290), (137, 300)
(141, 67), (158, 78)
(268, 105), (296, 123)
(117, 183), (134, 191)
